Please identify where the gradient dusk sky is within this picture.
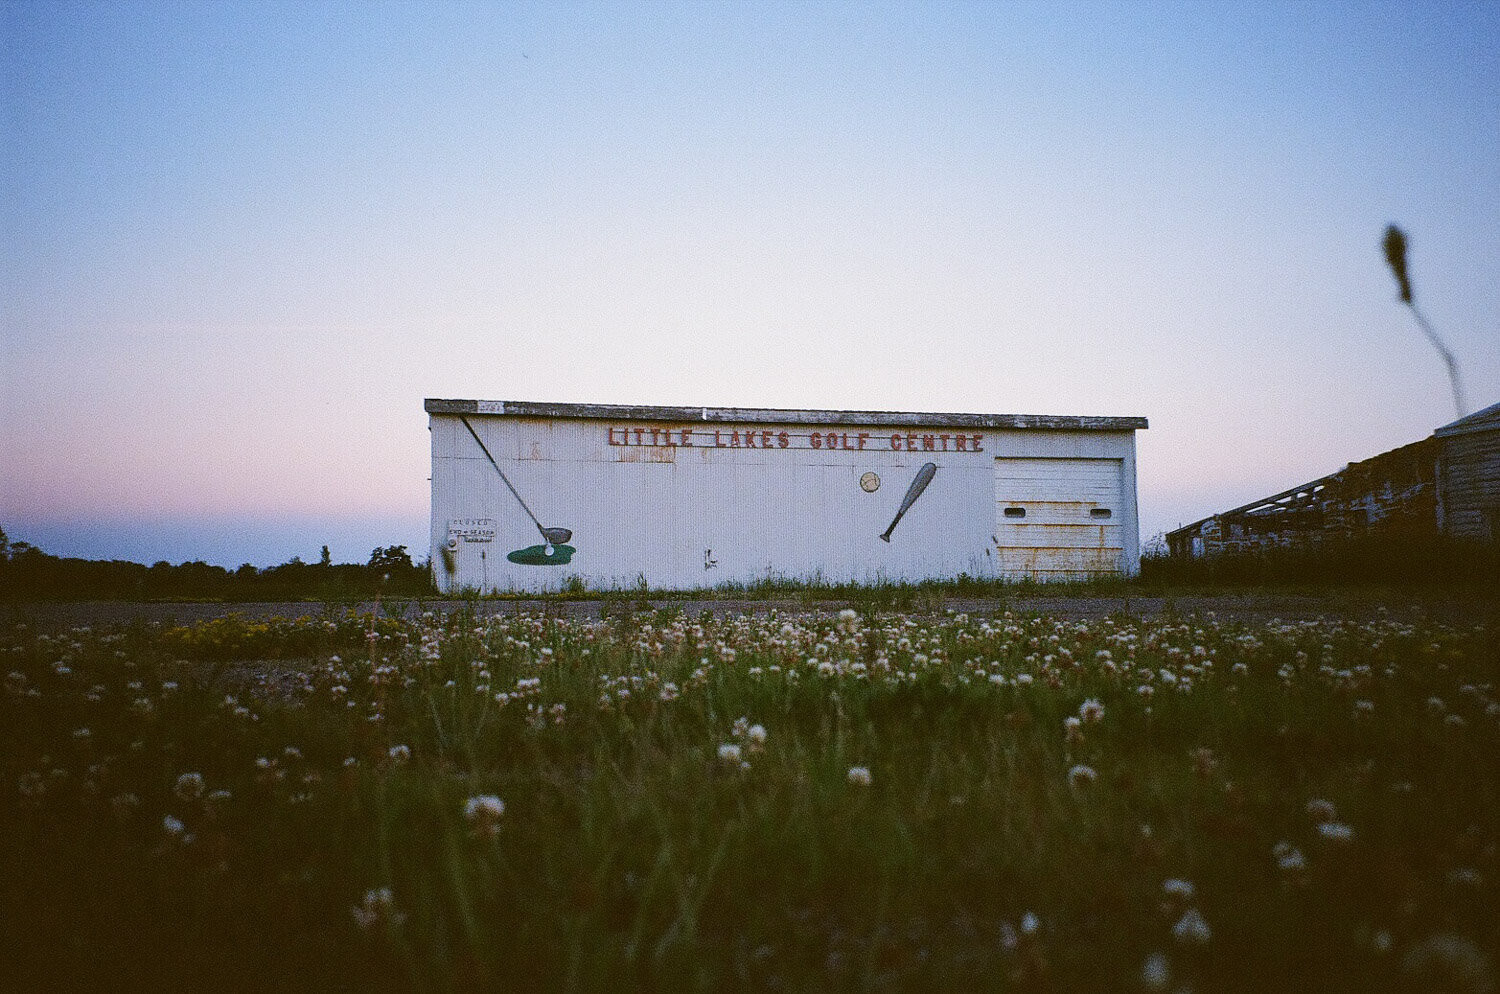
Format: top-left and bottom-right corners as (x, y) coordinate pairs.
(3, 0), (1498, 568)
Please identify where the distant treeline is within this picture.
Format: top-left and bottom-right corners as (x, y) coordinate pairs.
(0, 528), (433, 602)
(3, 526), (1495, 603)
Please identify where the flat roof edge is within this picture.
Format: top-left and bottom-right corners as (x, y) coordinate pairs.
(1434, 400), (1500, 437)
(424, 399), (1147, 431)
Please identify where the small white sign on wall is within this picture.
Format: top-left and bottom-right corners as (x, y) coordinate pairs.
(448, 518), (496, 542)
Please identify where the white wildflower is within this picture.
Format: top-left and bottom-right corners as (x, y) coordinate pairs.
(846, 766), (872, 787)
(1273, 841), (1305, 871)
(1317, 821), (1354, 843)
(464, 794), (505, 838)
(173, 772), (205, 802)
(1141, 951), (1171, 989)
(1172, 907), (1212, 945)
(352, 886), (406, 931)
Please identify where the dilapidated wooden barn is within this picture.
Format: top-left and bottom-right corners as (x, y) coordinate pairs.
(1167, 401), (1500, 558)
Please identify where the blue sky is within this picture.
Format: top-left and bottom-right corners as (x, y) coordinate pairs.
(4, 0), (1497, 567)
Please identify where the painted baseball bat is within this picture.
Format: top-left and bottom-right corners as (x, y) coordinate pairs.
(880, 462), (937, 542)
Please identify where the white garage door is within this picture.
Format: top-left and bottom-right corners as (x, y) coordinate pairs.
(994, 457), (1124, 580)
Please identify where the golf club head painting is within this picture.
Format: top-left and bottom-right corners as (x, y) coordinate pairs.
(460, 416), (575, 566)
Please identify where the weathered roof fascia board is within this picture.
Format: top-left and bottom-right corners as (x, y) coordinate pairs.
(1221, 479), (1335, 518)
(1166, 518), (1213, 539)
(424, 398), (1147, 432)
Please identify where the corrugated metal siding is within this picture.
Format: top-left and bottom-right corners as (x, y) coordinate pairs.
(431, 412), (1141, 592)
(994, 458), (1124, 580)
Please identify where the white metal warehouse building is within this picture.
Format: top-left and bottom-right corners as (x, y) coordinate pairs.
(427, 399), (1147, 593)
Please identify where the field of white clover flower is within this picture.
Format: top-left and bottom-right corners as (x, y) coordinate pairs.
(1, 605), (1497, 992)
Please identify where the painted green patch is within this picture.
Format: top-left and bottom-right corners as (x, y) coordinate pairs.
(507, 544), (576, 565)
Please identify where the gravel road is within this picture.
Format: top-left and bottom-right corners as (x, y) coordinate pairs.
(5, 590), (1496, 633)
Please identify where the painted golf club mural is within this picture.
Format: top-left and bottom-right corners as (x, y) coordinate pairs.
(459, 416), (576, 566)
(880, 462), (937, 542)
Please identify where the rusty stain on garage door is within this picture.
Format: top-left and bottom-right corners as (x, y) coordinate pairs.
(995, 458), (1124, 580)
